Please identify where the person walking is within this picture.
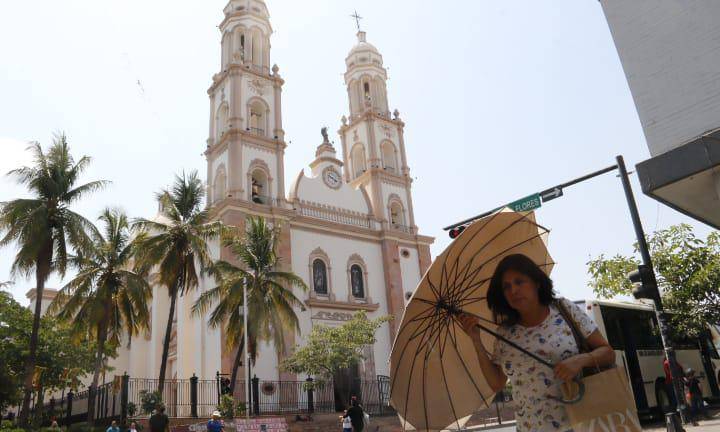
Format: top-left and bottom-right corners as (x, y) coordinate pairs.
(458, 254), (616, 432)
(149, 405), (170, 432)
(683, 368), (709, 425)
(106, 420), (120, 432)
(129, 421), (139, 432)
(340, 410), (353, 432)
(342, 397), (365, 432)
(207, 411), (224, 432)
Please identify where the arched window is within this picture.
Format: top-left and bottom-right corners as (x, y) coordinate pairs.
(390, 201), (404, 227)
(381, 142), (397, 173)
(350, 265), (365, 299)
(248, 100), (266, 136)
(312, 259), (328, 295)
(213, 166), (227, 203)
(250, 169), (268, 204)
(351, 145), (367, 178)
(363, 82), (371, 103)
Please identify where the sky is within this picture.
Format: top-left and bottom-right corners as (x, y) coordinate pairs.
(0, 0), (714, 306)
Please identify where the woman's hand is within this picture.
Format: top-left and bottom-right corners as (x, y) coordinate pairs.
(457, 313), (484, 346)
(554, 355), (585, 382)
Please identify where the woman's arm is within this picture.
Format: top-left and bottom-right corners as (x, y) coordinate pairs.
(554, 329), (615, 382)
(458, 314), (508, 392)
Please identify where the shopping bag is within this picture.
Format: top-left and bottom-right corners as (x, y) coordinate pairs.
(561, 367), (641, 432)
(555, 301), (642, 432)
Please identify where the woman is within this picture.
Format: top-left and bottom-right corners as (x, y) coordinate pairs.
(459, 254), (615, 432)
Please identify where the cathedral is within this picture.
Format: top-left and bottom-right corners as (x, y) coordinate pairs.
(104, 0), (433, 385)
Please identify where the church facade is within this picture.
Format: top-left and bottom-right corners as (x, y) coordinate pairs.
(107, 0), (433, 384)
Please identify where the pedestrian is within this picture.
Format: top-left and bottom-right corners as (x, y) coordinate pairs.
(663, 357), (685, 410)
(207, 411), (224, 432)
(149, 405), (170, 432)
(683, 368), (708, 425)
(342, 396), (365, 432)
(129, 421), (139, 432)
(106, 420), (120, 432)
(458, 254), (616, 432)
(340, 410), (352, 432)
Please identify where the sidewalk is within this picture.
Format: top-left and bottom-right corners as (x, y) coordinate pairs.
(643, 412), (720, 431)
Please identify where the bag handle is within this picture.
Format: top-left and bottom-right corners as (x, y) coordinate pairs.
(555, 299), (592, 354)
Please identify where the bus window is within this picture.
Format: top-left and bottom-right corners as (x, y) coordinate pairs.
(600, 306), (663, 350)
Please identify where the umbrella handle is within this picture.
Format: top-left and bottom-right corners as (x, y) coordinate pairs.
(547, 376), (585, 405)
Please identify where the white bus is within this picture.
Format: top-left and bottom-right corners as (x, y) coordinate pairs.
(579, 299), (720, 420)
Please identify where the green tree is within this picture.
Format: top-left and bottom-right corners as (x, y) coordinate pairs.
(132, 171), (223, 393)
(0, 291), (95, 418)
(192, 217), (308, 392)
(281, 311), (392, 379)
(50, 208), (152, 423)
(0, 135), (106, 426)
(587, 224), (720, 337)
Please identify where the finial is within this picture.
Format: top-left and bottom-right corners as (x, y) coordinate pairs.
(272, 64), (279, 74)
(393, 109), (400, 120)
(341, 115), (348, 126)
(321, 127), (329, 143)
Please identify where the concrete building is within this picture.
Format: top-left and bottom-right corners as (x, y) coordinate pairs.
(599, 0), (720, 229)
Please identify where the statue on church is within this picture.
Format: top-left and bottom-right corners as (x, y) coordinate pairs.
(321, 127), (329, 143)
(251, 178), (263, 203)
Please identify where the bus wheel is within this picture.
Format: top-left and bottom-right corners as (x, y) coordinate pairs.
(655, 380), (672, 415)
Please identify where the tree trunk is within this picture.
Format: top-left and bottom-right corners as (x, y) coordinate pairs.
(87, 323), (107, 425)
(158, 290), (178, 395)
(19, 250), (51, 427)
(229, 336), (245, 394)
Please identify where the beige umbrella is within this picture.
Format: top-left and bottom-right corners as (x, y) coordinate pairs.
(389, 209), (555, 431)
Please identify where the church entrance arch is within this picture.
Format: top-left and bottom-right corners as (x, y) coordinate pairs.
(333, 363), (361, 412)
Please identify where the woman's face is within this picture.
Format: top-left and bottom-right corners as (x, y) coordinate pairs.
(501, 269), (540, 313)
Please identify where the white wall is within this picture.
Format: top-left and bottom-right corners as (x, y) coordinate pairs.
(294, 166), (370, 214)
(601, 0), (720, 156)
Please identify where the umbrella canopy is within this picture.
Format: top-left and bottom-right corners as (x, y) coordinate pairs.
(389, 210), (554, 431)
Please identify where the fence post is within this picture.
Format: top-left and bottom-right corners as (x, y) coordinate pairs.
(305, 377), (314, 413)
(216, 371), (221, 406)
(120, 374), (129, 427)
(65, 391), (74, 426)
(49, 397), (56, 422)
(190, 374), (199, 418)
(251, 376), (260, 416)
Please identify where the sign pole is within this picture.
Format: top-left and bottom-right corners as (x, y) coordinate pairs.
(616, 156), (686, 431)
(244, 277), (250, 420)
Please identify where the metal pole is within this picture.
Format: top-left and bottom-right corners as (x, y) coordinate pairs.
(616, 155), (687, 431)
(243, 277), (250, 420)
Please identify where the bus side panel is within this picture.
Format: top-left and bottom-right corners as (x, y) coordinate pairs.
(636, 350), (665, 408)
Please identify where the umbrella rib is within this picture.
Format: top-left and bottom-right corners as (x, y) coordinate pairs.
(421, 310), (446, 431)
(438, 325), (463, 432)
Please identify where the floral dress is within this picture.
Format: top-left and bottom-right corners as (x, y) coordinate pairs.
(491, 298), (597, 432)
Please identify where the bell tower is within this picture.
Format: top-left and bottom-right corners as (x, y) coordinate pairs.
(205, 0), (287, 208)
(339, 30), (416, 234)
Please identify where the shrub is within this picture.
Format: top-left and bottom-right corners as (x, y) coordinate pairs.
(126, 402), (137, 418)
(139, 391), (162, 415)
(0, 420), (14, 430)
(217, 395), (245, 419)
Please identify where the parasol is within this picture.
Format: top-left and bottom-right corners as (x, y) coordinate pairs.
(389, 210), (558, 431)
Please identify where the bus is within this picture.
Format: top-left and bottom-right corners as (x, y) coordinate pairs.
(580, 299), (720, 420)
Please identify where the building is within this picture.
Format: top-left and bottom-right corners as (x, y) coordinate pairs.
(599, 0), (720, 229)
(99, 0), (433, 387)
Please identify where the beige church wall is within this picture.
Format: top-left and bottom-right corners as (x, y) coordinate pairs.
(294, 171), (369, 214)
(252, 339), (280, 381)
(398, 246), (422, 302)
(150, 283), (170, 380)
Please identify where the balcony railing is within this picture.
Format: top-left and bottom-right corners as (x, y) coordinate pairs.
(247, 127), (265, 137)
(251, 194), (278, 206)
(298, 201), (372, 229)
(389, 223), (415, 234)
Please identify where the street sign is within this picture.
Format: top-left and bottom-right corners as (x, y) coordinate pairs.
(540, 187), (564, 203)
(508, 193), (542, 212)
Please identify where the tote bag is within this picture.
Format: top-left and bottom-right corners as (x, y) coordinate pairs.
(556, 301), (642, 432)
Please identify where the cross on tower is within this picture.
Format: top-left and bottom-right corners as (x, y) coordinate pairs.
(351, 10), (363, 31)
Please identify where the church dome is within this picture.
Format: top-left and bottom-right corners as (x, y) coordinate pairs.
(346, 31), (384, 71)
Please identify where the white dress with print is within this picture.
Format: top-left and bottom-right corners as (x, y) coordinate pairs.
(491, 298), (597, 432)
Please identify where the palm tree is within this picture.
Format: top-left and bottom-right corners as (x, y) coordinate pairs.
(132, 171), (223, 393)
(0, 135), (106, 426)
(50, 208), (152, 424)
(192, 216), (307, 392)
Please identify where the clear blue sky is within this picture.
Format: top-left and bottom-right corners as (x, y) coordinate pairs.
(0, 0), (713, 306)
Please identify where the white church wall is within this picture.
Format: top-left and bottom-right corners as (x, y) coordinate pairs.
(294, 171), (369, 214)
(253, 340), (280, 381)
(150, 283), (169, 379)
(398, 245), (422, 302)
(201, 238), (223, 380)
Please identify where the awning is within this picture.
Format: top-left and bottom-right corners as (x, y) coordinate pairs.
(636, 130), (720, 230)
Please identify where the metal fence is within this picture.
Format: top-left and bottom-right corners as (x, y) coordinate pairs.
(32, 374), (394, 427)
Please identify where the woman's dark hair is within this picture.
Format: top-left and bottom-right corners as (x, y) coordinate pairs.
(487, 254), (555, 326)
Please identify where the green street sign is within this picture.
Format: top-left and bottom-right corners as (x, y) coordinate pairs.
(509, 193), (542, 212)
